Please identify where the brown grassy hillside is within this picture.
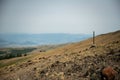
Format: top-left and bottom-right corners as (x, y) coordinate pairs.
(0, 30), (120, 80)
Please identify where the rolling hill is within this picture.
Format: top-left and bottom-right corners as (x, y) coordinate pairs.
(0, 30), (120, 80)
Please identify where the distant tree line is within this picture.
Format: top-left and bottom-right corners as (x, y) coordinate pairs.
(0, 51), (6, 54)
(0, 48), (36, 60)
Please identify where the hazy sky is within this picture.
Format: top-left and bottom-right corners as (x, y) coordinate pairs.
(0, 0), (120, 34)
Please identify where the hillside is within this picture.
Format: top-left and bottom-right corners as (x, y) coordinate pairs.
(0, 33), (91, 48)
(0, 30), (120, 80)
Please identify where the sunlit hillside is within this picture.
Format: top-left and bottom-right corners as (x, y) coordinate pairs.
(0, 30), (120, 80)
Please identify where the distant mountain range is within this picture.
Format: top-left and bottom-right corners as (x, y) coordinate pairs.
(0, 33), (92, 47)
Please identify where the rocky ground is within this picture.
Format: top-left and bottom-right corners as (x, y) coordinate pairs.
(38, 41), (120, 80)
(0, 30), (120, 80)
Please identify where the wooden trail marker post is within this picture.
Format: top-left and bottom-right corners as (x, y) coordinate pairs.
(90, 31), (96, 48)
(93, 31), (95, 44)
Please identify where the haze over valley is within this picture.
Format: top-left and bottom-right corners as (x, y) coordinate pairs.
(0, 0), (120, 80)
(0, 33), (91, 47)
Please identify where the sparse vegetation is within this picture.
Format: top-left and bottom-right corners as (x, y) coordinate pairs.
(0, 48), (36, 60)
(0, 30), (120, 80)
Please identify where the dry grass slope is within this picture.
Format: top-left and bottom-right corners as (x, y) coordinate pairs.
(0, 30), (120, 80)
